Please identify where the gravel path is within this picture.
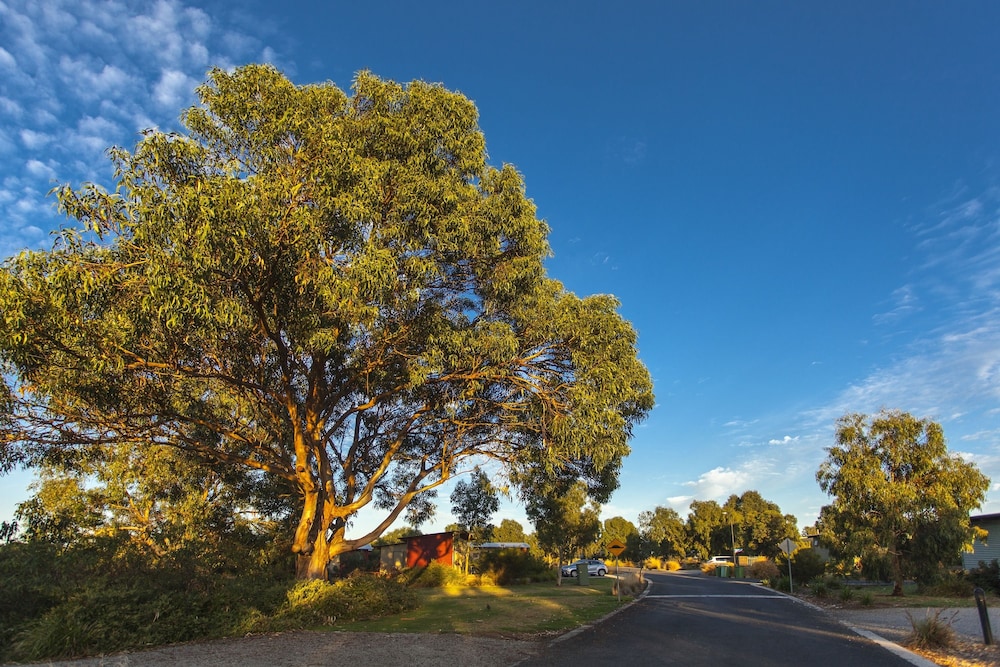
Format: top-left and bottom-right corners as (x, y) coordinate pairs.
(15, 632), (541, 667)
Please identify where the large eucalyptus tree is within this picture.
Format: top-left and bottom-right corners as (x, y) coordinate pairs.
(0, 65), (653, 578)
(817, 410), (989, 594)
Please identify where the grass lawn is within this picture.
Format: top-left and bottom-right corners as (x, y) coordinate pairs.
(802, 582), (1000, 609)
(336, 576), (627, 637)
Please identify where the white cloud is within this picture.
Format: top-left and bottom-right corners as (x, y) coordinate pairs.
(767, 435), (798, 446)
(683, 466), (753, 500)
(19, 129), (52, 150)
(25, 159), (56, 180)
(0, 0), (273, 258)
(57, 56), (133, 102)
(0, 46), (16, 71)
(153, 68), (196, 109)
(0, 96), (23, 117)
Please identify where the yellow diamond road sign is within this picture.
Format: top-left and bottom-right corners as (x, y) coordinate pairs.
(607, 539), (626, 557)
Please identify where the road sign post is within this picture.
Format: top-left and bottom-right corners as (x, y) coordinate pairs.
(779, 538), (797, 594)
(607, 540), (627, 602)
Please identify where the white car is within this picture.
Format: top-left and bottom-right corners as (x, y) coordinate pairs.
(705, 555), (733, 565)
(561, 558), (608, 577)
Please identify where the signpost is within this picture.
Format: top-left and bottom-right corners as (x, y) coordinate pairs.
(779, 538), (797, 593)
(607, 540), (627, 602)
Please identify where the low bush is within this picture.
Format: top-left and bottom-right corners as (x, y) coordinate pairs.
(812, 582), (828, 598)
(790, 548), (826, 584)
(921, 573), (974, 598)
(476, 549), (552, 585)
(905, 609), (956, 649)
(0, 537), (417, 664)
(860, 591), (874, 606)
(838, 587), (855, 602)
(643, 557), (663, 570)
(253, 575), (417, 632)
(967, 559), (1000, 595)
(664, 560), (682, 571)
(613, 572), (646, 597)
(749, 559), (779, 581)
(771, 576), (792, 592)
(398, 561), (466, 588)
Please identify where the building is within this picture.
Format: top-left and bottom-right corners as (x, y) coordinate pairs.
(379, 531), (456, 571)
(962, 512), (1000, 571)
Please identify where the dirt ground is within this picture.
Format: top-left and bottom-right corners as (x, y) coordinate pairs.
(19, 632), (542, 667)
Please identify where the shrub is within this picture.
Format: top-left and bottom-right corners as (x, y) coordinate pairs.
(860, 591), (874, 606)
(790, 549), (826, 584)
(838, 587), (855, 602)
(922, 573), (973, 598)
(665, 560), (682, 571)
(771, 576), (791, 592)
(398, 562), (466, 588)
(905, 609), (956, 649)
(643, 557), (662, 570)
(252, 575), (417, 632)
(477, 550), (552, 585)
(749, 559), (779, 581)
(813, 582), (828, 598)
(967, 560), (1000, 595)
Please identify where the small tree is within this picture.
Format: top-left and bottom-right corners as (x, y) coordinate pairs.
(450, 468), (500, 543)
(526, 481), (601, 585)
(816, 410), (989, 595)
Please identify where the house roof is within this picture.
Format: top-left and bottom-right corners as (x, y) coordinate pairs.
(971, 512), (1000, 522)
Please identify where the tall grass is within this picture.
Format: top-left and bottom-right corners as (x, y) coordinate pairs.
(905, 609), (957, 649)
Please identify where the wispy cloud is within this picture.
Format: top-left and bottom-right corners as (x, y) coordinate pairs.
(0, 0), (273, 258)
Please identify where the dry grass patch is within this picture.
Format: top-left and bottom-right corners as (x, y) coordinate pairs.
(336, 578), (625, 637)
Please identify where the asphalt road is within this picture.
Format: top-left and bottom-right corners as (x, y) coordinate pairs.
(517, 570), (922, 666)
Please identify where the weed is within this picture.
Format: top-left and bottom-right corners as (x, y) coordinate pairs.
(905, 609), (956, 649)
(613, 572), (646, 597)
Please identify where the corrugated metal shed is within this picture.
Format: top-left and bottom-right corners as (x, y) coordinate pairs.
(962, 512), (1000, 570)
(406, 532), (454, 568)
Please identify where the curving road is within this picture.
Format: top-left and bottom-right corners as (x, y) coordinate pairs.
(518, 569), (927, 666)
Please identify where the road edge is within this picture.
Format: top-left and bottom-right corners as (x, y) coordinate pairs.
(548, 573), (653, 645)
(757, 583), (939, 667)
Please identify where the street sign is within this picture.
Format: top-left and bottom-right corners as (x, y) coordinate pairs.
(779, 538), (797, 556)
(607, 539), (626, 557)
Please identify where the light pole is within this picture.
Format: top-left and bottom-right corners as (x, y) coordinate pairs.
(723, 511), (736, 576)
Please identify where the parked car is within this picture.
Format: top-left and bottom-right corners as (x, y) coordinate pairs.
(561, 558), (608, 577)
(705, 555), (733, 565)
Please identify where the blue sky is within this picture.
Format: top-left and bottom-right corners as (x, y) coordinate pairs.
(2, 1), (1000, 539)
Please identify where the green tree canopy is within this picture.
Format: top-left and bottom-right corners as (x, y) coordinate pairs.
(0, 65), (654, 579)
(491, 518), (528, 543)
(638, 506), (687, 558)
(601, 515), (638, 559)
(685, 500), (725, 560)
(816, 410), (989, 595)
(526, 481), (601, 568)
(449, 467), (499, 542)
(722, 491), (799, 560)
(371, 525), (421, 547)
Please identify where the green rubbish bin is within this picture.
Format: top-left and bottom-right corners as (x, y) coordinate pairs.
(735, 566), (745, 578)
(718, 565), (730, 578)
(577, 564), (589, 584)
